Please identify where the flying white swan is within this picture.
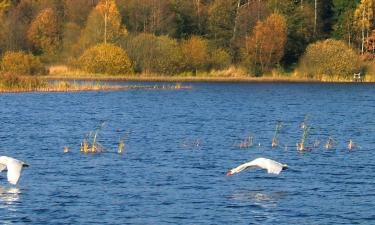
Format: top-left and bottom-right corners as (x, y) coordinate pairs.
(0, 156), (29, 185)
(227, 157), (288, 176)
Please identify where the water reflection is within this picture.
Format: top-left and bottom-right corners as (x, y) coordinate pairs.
(228, 190), (287, 209)
(0, 186), (20, 210)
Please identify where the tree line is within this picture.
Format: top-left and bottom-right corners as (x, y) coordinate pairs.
(0, 0), (374, 78)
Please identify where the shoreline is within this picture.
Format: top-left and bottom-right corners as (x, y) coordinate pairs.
(41, 74), (367, 83)
(0, 83), (192, 94)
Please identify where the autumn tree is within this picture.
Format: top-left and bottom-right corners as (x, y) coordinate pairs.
(268, 0), (315, 67)
(231, 0), (269, 62)
(61, 22), (81, 59)
(207, 0), (237, 49)
(64, 0), (98, 26)
(332, 0), (359, 45)
(27, 8), (62, 61)
(118, 0), (175, 35)
(122, 33), (185, 74)
(181, 36), (209, 74)
(0, 0), (10, 10)
(1, 0), (37, 52)
(363, 29), (375, 60)
(354, 0), (373, 54)
(243, 13), (287, 75)
(77, 0), (126, 52)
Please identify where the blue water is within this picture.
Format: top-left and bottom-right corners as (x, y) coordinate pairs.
(0, 82), (375, 224)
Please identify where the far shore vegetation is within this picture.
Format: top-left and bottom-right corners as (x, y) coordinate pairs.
(2, 0), (375, 90)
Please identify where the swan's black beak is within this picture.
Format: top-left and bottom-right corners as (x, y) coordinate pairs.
(23, 164), (29, 168)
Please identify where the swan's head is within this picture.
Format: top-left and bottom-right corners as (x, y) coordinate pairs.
(226, 168), (238, 176)
(282, 164), (288, 170)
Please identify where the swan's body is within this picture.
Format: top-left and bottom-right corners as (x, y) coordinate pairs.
(227, 157), (288, 176)
(0, 156), (28, 185)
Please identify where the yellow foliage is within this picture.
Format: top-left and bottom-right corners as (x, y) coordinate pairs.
(354, 0), (373, 31)
(27, 8), (61, 61)
(77, 0), (126, 52)
(1, 51), (45, 75)
(124, 33), (185, 74)
(243, 13), (287, 75)
(298, 39), (362, 79)
(78, 43), (132, 75)
(181, 36), (209, 73)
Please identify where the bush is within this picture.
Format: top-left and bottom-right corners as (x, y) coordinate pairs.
(122, 33), (185, 75)
(298, 39), (362, 79)
(78, 43), (133, 75)
(209, 48), (231, 70)
(1, 51), (45, 75)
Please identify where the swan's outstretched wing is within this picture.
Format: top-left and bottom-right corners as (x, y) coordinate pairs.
(259, 158), (284, 175)
(227, 157), (286, 176)
(6, 161), (23, 185)
(0, 163), (6, 172)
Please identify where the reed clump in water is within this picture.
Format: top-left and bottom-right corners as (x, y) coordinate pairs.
(272, 122), (283, 148)
(325, 136), (335, 150)
(80, 123), (106, 154)
(297, 117), (311, 151)
(348, 139), (356, 150)
(238, 135), (253, 149)
(117, 131), (130, 154)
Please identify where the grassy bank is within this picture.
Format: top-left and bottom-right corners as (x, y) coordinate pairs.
(43, 65), (375, 83)
(43, 66), (318, 83)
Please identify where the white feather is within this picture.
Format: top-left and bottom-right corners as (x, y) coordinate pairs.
(0, 156), (27, 185)
(227, 157), (287, 176)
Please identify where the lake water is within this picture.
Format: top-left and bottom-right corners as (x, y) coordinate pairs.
(0, 82), (375, 224)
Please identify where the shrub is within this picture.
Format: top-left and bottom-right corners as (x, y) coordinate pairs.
(123, 33), (185, 75)
(209, 48), (231, 70)
(78, 43), (132, 75)
(1, 51), (45, 75)
(298, 39), (362, 79)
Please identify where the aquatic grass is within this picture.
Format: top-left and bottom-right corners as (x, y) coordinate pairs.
(325, 137), (335, 150)
(80, 122), (107, 154)
(238, 135), (254, 149)
(297, 116), (311, 151)
(272, 122), (283, 148)
(117, 131), (130, 154)
(0, 78), (192, 93)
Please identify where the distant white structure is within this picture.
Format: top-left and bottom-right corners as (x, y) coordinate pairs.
(226, 157), (288, 176)
(353, 72), (362, 82)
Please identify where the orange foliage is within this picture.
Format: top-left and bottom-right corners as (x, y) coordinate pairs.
(243, 13), (287, 74)
(181, 36), (209, 73)
(364, 30), (375, 60)
(27, 8), (61, 61)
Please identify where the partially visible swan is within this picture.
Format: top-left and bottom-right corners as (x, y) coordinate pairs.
(227, 157), (288, 176)
(0, 156), (29, 185)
